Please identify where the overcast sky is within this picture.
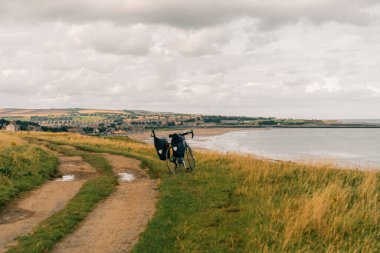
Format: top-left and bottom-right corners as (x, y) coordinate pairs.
(1, 0), (380, 118)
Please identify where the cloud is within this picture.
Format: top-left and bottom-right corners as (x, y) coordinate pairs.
(2, 1), (380, 118)
(0, 0), (378, 29)
(175, 27), (231, 56)
(69, 22), (152, 55)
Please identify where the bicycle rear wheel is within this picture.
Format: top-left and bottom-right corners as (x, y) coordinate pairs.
(184, 145), (195, 172)
(166, 148), (178, 174)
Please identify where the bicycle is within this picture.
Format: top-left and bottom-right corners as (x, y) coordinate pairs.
(151, 130), (196, 174)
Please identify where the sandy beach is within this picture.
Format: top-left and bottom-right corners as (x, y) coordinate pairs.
(128, 127), (251, 141)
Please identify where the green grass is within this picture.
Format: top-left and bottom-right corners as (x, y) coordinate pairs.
(104, 135), (141, 144)
(0, 146), (58, 210)
(1, 116), (27, 121)
(131, 165), (247, 253)
(19, 133), (380, 252)
(6, 144), (117, 253)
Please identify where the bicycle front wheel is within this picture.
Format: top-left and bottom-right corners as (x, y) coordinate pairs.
(166, 148), (178, 174)
(184, 145), (195, 172)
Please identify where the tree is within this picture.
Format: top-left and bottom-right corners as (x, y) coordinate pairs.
(0, 119), (10, 126)
(82, 127), (94, 134)
(98, 126), (106, 133)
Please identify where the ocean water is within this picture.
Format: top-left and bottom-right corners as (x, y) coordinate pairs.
(339, 119), (380, 125)
(187, 128), (380, 169)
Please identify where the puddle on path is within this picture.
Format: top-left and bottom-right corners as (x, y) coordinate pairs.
(0, 208), (33, 224)
(55, 175), (76, 182)
(118, 172), (135, 182)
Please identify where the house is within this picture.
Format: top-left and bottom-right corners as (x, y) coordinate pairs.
(5, 122), (17, 132)
(221, 120), (239, 125)
(26, 125), (42, 132)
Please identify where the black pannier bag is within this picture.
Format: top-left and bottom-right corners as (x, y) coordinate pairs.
(154, 137), (169, 160)
(171, 134), (186, 158)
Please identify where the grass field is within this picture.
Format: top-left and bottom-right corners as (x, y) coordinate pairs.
(0, 133), (58, 209)
(0, 108), (126, 118)
(78, 109), (125, 114)
(0, 108), (71, 118)
(15, 132), (379, 252)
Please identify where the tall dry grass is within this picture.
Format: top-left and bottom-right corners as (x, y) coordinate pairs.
(0, 132), (58, 208)
(0, 132), (26, 151)
(19, 132), (150, 153)
(197, 152), (379, 252)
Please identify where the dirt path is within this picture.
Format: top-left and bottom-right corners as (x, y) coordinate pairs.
(53, 154), (159, 253)
(0, 155), (96, 253)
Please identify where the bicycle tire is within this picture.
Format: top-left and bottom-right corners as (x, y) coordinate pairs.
(185, 145), (196, 172)
(166, 147), (178, 174)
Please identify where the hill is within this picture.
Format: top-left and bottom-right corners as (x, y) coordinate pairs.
(0, 108), (126, 119)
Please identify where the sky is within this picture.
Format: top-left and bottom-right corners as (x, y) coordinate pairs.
(1, 0), (380, 119)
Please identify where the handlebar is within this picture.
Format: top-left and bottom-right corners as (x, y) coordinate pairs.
(151, 129), (194, 138)
(169, 130), (194, 138)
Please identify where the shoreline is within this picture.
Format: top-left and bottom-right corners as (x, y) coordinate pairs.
(129, 128), (291, 167)
(129, 127), (380, 170)
(127, 127), (253, 141)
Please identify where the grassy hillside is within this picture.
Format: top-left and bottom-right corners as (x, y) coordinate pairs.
(0, 133), (58, 209)
(0, 108), (125, 118)
(17, 132), (379, 252)
(0, 108), (72, 118)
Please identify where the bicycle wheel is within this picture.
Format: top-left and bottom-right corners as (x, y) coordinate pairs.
(166, 147), (178, 174)
(184, 145), (195, 172)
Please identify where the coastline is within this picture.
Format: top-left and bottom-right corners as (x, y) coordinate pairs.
(127, 127), (253, 141)
(129, 127), (380, 169)
(129, 127), (274, 163)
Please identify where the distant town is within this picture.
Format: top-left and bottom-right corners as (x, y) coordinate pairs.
(1, 108), (380, 134)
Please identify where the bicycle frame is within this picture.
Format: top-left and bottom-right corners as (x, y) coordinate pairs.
(153, 130), (195, 174)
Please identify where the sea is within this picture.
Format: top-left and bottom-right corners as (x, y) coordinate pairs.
(187, 127), (380, 169)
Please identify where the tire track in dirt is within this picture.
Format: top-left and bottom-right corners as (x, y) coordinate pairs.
(52, 154), (159, 253)
(0, 155), (96, 253)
